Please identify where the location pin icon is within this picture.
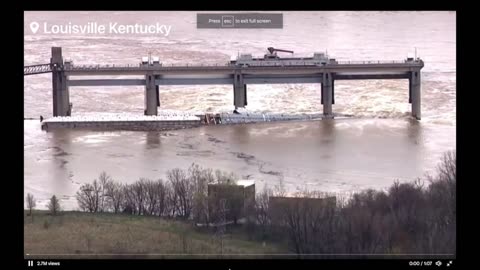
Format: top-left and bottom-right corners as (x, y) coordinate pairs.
(30, 22), (39, 34)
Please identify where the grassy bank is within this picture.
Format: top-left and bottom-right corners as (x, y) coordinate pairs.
(24, 210), (288, 259)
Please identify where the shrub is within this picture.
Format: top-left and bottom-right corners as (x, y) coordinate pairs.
(48, 195), (61, 216)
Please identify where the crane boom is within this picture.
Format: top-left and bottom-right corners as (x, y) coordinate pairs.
(267, 47), (294, 54)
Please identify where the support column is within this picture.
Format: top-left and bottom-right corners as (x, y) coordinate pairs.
(332, 79), (335, 105)
(408, 75), (412, 104)
(51, 47), (70, 116)
(233, 71), (246, 109)
(244, 84), (248, 106)
(321, 72), (333, 117)
(144, 73), (158, 115)
(410, 71), (421, 120)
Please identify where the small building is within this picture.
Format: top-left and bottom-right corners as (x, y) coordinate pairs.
(207, 180), (255, 224)
(237, 180), (255, 212)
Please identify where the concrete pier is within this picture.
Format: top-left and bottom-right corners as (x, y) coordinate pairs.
(410, 71), (421, 120)
(233, 72), (247, 108)
(156, 85), (160, 107)
(144, 73), (158, 115)
(321, 72), (333, 117)
(51, 47), (71, 117)
(332, 79), (335, 105)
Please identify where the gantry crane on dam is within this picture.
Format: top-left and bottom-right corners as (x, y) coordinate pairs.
(24, 47), (424, 119)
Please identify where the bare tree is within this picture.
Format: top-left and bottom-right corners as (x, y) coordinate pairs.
(255, 186), (272, 240)
(142, 178), (158, 216)
(269, 191), (337, 254)
(105, 182), (124, 214)
(423, 151), (456, 253)
(26, 193), (36, 216)
(437, 150), (456, 184)
(153, 179), (168, 217)
(76, 183), (99, 212)
(48, 195), (61, 216)
(168, 168), (194, 219)
(98, 172), (113, 212)
(190, 164), (214, 224)
(273, 175), (287, 197)
(122, 184), (136, 215)
(132, 179), (146, 215)
(165, 181), (177, 218)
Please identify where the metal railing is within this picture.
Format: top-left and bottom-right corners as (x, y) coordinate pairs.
(25, 59), (424, 74)
(24, 63), (53, 75)
(335, 60), (418, 65)
(66, 64), (203, 70)
(65, 60), (421, 70)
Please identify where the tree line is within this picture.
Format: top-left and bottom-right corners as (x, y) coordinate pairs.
(253, 151), (456, 255)
(26, 151), (456, 255)
(75, 165), (239, 225)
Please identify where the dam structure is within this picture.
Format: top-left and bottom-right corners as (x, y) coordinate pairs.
(24, 47), (424, 123)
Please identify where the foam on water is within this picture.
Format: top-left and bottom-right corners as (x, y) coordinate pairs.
(44, 111), (200, 122)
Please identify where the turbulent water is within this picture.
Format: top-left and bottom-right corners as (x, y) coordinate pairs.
(24, 11), (456, 209)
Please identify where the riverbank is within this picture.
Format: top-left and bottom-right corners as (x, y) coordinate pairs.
(25, 151), (455, 258)
(24, 210), (288, 259)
